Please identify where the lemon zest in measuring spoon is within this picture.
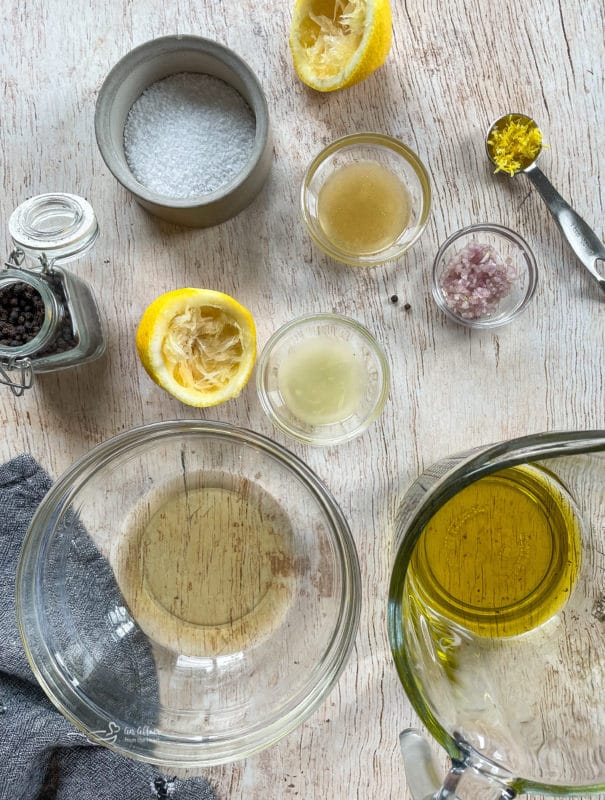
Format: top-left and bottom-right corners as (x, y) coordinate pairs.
(488, 116), (544, 176)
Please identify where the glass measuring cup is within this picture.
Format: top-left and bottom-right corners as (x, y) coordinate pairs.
(388, 431), (605, 799)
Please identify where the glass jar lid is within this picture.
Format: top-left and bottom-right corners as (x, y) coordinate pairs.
(9, 193), (98, 265)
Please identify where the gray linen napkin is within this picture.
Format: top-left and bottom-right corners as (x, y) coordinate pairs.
(0, 455), (216, 800)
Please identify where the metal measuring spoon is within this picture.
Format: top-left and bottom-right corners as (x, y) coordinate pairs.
(486, 113), (605, 294)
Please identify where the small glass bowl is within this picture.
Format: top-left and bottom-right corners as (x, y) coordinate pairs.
(431, 223), (538, 329)
(301, 133), (431, 267)
(256, 313), (390, 446)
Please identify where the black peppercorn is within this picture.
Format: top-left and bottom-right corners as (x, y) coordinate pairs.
(0, 283), (45, 347)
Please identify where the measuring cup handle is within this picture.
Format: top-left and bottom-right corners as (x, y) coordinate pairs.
(399, 729), (444, 800)
(399, 730), (516, 800)
(524, 165), (605, 294)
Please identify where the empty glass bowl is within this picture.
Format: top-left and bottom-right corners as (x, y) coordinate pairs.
(301, 133), (431, 267)
(256, 313), (390, 446)
(432, 223), (538, 328)
(17, 421), (361, 767)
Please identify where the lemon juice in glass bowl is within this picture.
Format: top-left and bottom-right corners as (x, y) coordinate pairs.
(277, 335), (367, 426)
(256, 313), (390, 446)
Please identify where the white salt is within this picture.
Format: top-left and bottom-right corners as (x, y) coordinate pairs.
(123, 72), (256, 198)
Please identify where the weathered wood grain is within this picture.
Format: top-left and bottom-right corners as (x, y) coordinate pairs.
(1, 0), (603, 797)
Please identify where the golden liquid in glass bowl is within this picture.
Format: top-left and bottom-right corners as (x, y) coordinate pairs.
(317, 160), (411, 255)
(114, 473), (296, 657)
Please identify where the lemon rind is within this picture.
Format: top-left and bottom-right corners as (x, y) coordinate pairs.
(290, 0), (392, 92)
(136, 289), (256, 408)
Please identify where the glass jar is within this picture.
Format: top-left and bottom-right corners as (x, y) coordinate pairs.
(0, 193), (105, 395)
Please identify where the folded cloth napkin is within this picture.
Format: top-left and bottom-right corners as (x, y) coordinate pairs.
(0, 455), (216, 800)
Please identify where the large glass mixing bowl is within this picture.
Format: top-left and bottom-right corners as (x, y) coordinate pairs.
(17, 421), (361, 767)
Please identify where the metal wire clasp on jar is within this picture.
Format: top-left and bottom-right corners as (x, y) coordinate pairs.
(0, 193), (105, 396)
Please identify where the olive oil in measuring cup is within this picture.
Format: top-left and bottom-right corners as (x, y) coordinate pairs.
(408, 464), (583, 638)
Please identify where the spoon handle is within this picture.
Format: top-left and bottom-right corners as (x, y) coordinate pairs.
(524, 165), (605, 294)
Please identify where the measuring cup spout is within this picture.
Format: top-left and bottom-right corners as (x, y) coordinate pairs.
(399, 730), (516, 800)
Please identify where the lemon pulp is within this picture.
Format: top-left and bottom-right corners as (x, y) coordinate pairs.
(297, 0), (366, 80)
(136, 289), (256, 408)
(290, 0), (392, 92)
(162, 305), (244, 393)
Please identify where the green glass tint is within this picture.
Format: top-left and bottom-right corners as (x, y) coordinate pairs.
(389, 431), (605, 797)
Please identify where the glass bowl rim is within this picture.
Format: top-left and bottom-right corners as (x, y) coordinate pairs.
(431, 222), (538, 329)
(16, 419), (362, 766)
(300, 132), (432, 267)
(256, 312), (391, 446)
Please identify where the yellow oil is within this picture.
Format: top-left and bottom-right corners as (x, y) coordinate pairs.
(317, 160), (411, 255)
(115, 474), (295, 657)
(407, 465), (582, 638)
(278, 336), (366, 426)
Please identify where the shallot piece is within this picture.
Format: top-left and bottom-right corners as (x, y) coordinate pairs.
(439, 240), (517, 320)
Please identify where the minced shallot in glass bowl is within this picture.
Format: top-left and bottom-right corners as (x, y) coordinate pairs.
(439, 240), (516, 320)
(431, 224), (537, 329)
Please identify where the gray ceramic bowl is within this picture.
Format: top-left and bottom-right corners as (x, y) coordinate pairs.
(95, 35), (272, 228)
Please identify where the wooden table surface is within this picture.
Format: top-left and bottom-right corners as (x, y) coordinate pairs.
(1, 0), (604, 797)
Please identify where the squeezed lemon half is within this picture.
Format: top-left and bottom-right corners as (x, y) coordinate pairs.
(136, 289), (256, 407)
(290, 0), (392, 92)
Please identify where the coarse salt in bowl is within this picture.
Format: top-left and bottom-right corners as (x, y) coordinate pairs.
(95, 35), (272, 228)
(431, 223), (538, 329)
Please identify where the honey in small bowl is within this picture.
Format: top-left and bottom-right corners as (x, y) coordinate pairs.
(301, 133), (431, 267)
(317, 160), (411, 256)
